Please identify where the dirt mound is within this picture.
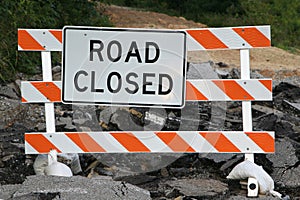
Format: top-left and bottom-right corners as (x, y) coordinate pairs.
(104, 5), (206, 29)
(104, 5), (300, 79)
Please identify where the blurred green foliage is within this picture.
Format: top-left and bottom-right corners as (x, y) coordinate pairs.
(104, 0), (300, 51)
(0, 0), (111, 82)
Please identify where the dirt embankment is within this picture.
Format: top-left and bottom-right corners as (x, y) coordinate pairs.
(104, 5), (300, 80)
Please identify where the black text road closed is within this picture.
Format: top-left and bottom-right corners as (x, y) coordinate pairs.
(62, 27), (186, 108)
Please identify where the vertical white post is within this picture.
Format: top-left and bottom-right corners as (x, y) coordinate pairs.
(41, 51), (55, 133)
(240, 49), (254, 163)
(41, 52), (56, 165)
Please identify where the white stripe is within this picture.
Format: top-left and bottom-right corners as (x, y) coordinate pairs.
(189, 80), (230, 100)
(25, 142), (38, 154)
(236, 80), (272, 100)
(22, 82), (48, 102)
(89, 132), (128, 152)
(256, 25), (271, 40)
(205, 80), (231, 100)
(43, 133), (83, 153)
(53, 81), (62, 89)
(178, 131), (218, 152)
(133, 132), (173, 152)
(27, 30), (62, 51)
(223, 132), (264, 153)
(210, 28), (251, 49)
(267, 131), (275, 139)
(18, 45), (23, 51)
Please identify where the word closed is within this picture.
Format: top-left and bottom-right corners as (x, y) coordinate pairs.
(74, 70), (173, 95)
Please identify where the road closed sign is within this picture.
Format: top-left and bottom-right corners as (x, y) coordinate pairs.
(62, 26), (186, 108)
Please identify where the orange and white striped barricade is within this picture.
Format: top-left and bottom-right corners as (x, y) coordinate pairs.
(18, 25), (274, 154)
(19, 26), (274, 196)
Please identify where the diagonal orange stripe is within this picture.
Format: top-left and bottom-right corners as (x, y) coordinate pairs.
(233, 27), (270, 47)
(31, 82), (61, 102)
(111, 132), (150, 152)
(18, 30), (45, 50)
(187, 29), (228, 49)
(66, 133), (106, 152)
(200, 132), (240, 152)
(25, 134), (61, 153)
(259, 80), (272, 92)
(49, 30), (62, 43)
(156, 132), (195, 152)
(186, 81), (208, 100)
(212, 80), (254, 100)
(21, 97), (27, 102)
(245, 132), (274, 152)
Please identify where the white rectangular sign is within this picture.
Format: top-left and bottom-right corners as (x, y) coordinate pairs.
(62, 26), (186, 108)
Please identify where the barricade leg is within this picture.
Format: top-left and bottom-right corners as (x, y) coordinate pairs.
(41, 52), (56, 166)
(240, 49), (258, 197)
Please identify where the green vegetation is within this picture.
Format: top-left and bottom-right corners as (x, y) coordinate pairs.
(104, 0), (300, 51)
(0, 0), (111, 82)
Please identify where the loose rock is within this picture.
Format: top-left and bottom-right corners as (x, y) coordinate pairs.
(1, 175), (151, 200)
(267, 138), (300, 188)
(165, 178), (228, 198)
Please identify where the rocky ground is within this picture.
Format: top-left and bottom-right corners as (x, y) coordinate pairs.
(1, 4), (300, 200)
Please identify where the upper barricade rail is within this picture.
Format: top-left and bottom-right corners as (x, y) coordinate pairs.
(18, 26), (271, 51)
